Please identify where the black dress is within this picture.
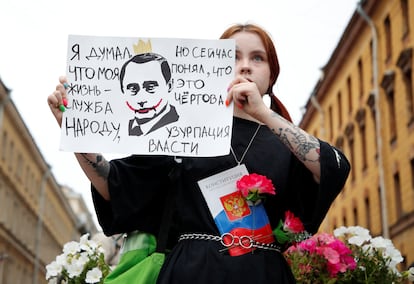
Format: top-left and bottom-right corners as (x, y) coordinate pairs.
(92, 117), (350, 284)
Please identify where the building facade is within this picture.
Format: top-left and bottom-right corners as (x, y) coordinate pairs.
(0, 79), (96, 284)
(300, 0), (414, 268)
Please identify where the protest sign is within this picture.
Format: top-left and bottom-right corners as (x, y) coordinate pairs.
(60, 35), (235, 157)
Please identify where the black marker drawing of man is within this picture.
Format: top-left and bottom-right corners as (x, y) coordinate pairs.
(120, 52), (179, 136)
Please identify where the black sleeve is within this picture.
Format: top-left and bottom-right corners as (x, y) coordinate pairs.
(92, 155), (176, 236)
(287, 140), (350, 234)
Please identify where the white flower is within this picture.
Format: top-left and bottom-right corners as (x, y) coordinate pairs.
(347, 235), (370, 246)
(359, 265), (366, 271)
(63, 241), (81, 255)
(80, 233), (90, 247)
(334, 226), (371, 246)
(333, 226), (347, 237)
(45, 260), (62, 279)
(45, 233), (110, 283)
(80, 233), (99, 255)
(48, 278), (58, 284)
(370, 236), (392, 249)
(384, 247), (403, 273)
(55, 254), (67, 266)
(88, 239), (99, 251)
(386, 246), (403, 263)
(66, 262), (84, 278)
(78, 251), (91, 266)
(85, 267), (103, 283)
(349, 226), (371, 237)
(408, 267), (414, 281)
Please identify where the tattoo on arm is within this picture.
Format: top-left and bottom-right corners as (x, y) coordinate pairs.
(80, 153), (110, 179)
(270, 112), (320, 163)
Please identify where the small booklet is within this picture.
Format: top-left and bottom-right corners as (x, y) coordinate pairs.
(198, 165), (275, 256)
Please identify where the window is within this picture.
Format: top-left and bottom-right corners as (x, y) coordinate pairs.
(353, 205), (358, 225)
(358, 59), (364, 98)
(337, 92), (343, 127)
(356, 109), (368, 171)
(410, 158), (414, 193)
(347, 77), (353, 114)
(342, 210), (347, 227)
(401, 0), (410, 38)
(384, 15), (392, 62)
(381, 71), (397, 144)
(365, 196), (371, 230)
(387, 90), (397, 143)
(345, 123), (355, 181)
(8, 141), (14, 171)
(16, 153), (23, 181)
(397, 48), (413, 125)
(403, 68), (414, 124)
(1, 131), (7, 161)
(328, 106), (333, 140)
(394, 172), (403, 218)
(366, 93), (378, 157)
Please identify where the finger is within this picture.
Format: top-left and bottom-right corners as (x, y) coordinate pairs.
(226, 77), (249, 107)
(226, 86), (244, 109)
(58, 76), (69, 107)
(49, 89), (66, 112)
(233, 84), (250, 107)
(47, 92), (58, 107)
(59, 75), (68, 85)
(225, 86), (233, 107)
(47, 92), (61, 113)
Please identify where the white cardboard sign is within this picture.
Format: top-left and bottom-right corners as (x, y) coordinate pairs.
(60, 35), (235, 157)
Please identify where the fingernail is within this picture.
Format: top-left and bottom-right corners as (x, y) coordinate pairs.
(227, 86), (231, 92)
(63, 98), (68, 107)
(225, 99), (229, 107)
(59, 105), (66, 112)
(63, 83), (69, 89)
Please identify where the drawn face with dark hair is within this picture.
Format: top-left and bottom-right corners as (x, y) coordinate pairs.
(120, 53), (179, 136)
(121, 59), (172, 121)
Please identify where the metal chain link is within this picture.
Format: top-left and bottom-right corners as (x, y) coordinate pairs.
(178, 233), (281, 252)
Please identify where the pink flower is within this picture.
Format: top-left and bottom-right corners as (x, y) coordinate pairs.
(286, 232), (357, 279)
(236, 173), (275, 201)
(297, 238), (318, 253)
(283, 211), (305, 233)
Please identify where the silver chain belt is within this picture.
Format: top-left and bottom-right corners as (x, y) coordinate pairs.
(178, 233), (281, 252)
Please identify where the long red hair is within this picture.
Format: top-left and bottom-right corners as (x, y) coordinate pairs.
(220, 23), (293, 122)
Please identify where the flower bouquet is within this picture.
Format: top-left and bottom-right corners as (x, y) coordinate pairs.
(285, 225), (414, 283)
(46, 233), (111, 284)
(285, 232), (357, 283)
(333, 226), (414, 283)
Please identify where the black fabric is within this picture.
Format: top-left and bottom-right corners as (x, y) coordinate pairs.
(92, 117), (350, 284)
(156, 163), (181, 253)
(92, 155), (176, 236)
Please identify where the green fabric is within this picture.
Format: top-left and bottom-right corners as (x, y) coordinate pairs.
(121, 231), (157, 255)
(104, 232), (165, 284)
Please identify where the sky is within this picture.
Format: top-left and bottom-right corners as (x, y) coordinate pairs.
(0, 0), (359, 227)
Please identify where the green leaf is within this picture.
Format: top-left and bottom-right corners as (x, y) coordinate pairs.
(273, 220), (290, 244)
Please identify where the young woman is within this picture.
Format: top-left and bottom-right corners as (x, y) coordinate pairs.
(48, 23), (350, 283)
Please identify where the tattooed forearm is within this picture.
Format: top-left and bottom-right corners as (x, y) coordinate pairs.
(80, 153), (110, 179)
(270, 112), (320, 163)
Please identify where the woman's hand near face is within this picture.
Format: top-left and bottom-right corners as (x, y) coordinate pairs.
(226, 76), (269, 121)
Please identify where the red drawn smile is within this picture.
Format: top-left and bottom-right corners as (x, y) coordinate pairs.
(126, 99), (163, 113)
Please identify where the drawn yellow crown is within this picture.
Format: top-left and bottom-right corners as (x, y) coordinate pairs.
(133, 39), (152, 54)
